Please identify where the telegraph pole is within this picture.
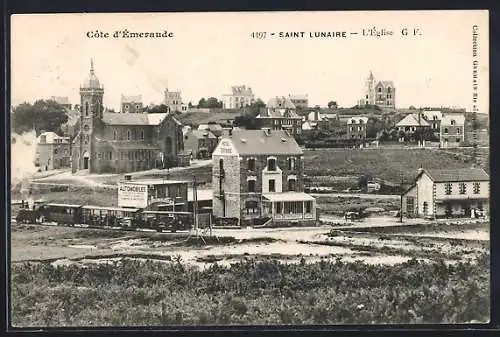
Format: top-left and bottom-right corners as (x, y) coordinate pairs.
(193, 175), (198, 232)
(400, 173), (404, 223)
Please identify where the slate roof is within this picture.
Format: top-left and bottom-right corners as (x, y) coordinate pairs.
(347, 117), (369, 125)
(377, 80), (395, 88)
(425, 168), (489, 182)
(223, 129), (303, 155)
(396, 113), (430, 127)
(121, 94), (143, 103)
(190, 130), (217, 139)
(37, 131), (70, 144)
(101, 112), (168, 126)
(441, 114), (465, 126)
(49, 96), (70, 105)
(267, 96), (296, 109)
(422, 110), (443, 121)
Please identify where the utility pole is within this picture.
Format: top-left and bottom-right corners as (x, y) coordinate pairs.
(193, 175), (198, 232)
(400, 173), (404, 223)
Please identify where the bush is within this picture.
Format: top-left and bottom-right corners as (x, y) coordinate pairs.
(11, 257), (489, 326)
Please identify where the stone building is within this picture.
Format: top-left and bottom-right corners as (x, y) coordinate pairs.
(440, 114), (466, 148)
(222, 85), (255, 109)
(35, 131), (71, 171)
(257, 96), (303, 135)
(71, 60), (184, 174)
(402, 168), (489, 219)
(183, 129), (218, 159)
(120, 95), (143, 113)
(346, 117), (369, 140)
(212, 129), (316, 226)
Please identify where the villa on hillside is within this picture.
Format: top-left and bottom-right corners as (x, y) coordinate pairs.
(222, 85), (255, 109)
(257, 96), (303, 135)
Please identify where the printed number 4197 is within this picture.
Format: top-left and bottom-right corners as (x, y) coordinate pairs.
(251, 32), (267, 39)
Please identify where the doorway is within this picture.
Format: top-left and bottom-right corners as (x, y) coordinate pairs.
(83, 151), (90, 170)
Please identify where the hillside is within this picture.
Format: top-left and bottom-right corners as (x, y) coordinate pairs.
(177, 111), (243, 126)
(303, 148), (484, 184)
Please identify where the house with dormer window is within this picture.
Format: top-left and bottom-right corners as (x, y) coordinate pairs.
(212, 129), (316, 226)
(402, 167), (489, 219)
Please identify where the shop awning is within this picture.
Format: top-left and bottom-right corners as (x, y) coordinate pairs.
(262, 192), (315, 202)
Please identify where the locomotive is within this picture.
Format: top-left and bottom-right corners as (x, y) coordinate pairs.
(15, 202), (194, 233)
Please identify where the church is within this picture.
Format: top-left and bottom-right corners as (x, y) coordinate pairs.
(358, 71), (396, 109)
(71, 60), (185, 174)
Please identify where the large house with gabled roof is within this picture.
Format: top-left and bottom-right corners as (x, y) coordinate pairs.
(71, 60), (184, 174)
(402, 167), (489, 219)
(212, 129), (316, 226)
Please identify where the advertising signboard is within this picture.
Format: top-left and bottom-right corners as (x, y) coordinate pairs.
(118, 183), (149, 208)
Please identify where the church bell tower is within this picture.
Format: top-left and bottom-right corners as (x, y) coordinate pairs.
(77, 59), (104, 172)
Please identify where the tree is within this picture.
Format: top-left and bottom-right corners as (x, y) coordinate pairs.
(409, 105), (417, 110)
(206, 97), (223, 108)
(246, 98), (266, 117)
(148, 104), (170, 113)
(12, 100), (68, 136)
(197, 98), (207, 108)
(197, 97), (223, 109)
(328, 101), (338, 109)
(234, 115), (261, 130)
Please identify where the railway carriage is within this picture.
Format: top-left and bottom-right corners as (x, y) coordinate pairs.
(40, 203), (83, 225)
(81, 205), (140, 228)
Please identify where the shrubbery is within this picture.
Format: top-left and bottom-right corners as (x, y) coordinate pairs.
(11, 256), (489, 326)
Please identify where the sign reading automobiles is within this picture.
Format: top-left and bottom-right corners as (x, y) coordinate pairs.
(118, 183), (148, 208)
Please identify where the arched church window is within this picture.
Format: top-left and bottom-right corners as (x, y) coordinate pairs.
(85, 102), (89, 116)
(113, 130), (117, 140)
(127, 130), (131, 141)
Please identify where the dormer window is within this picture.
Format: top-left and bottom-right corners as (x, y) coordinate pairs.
(387, 87), (392, 93)
(267, 158), (277, 171)
(378, 88), (382, 92)
(451, 120), (456, 125)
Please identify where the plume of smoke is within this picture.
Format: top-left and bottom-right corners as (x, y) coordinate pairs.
(11, 130), (38, 196)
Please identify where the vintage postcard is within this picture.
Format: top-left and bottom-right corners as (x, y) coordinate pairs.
(10, 10), (489, 327)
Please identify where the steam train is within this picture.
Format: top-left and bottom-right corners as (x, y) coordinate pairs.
(15, 202), (195, 233)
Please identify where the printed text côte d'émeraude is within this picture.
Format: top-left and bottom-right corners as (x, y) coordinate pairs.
(86, 30), (174, 39)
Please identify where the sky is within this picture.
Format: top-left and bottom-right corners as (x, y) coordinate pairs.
(11, 11), (489, 113)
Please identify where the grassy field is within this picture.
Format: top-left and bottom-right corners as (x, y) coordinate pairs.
(303, 148), (482, 183)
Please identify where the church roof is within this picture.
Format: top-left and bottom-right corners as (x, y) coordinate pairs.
(102, 112), (169, 126)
